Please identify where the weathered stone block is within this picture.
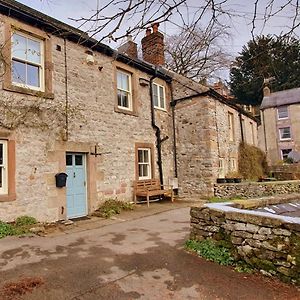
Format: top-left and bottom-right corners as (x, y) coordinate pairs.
(253, 234), (268, 241)
(234, 222), (247, 231)
(258, 227), (272, 235)
(272, 228), (291, 236)
(232, 231), (252, 239)
(245, 223), (259, 233)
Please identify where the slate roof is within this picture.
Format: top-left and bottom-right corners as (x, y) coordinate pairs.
(261, 87), (300, 109)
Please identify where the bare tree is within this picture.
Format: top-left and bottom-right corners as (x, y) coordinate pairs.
(72, 0), (300, 43)
(165, 25), (232, 82)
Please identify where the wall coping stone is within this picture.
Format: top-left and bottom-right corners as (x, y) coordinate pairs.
(198, 194), (300, 226)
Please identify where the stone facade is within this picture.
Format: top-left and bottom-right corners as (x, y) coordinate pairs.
(214, 180), (300, 199)
(0, 13), (174, 222)
(190, 197), (300, 284)
(173, 74), (258, 198)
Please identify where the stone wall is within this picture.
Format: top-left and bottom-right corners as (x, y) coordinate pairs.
(190, 198), (300, 284)
(270, 165), (300, 180)
(214, 181), (300, 199)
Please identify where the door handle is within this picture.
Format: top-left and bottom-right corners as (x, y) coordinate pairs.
(73, 172), (76, 178)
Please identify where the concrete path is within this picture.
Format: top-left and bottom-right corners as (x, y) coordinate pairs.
(0, 207), (299, 299)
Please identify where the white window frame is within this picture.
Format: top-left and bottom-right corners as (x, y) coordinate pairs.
(218, 158), (225, 178)
(152, 83), (166, 110)
(279, 127), (291, 141)
(281, 149), (292, 160)
(228, 112), (234, 141)
(277, 106), (289, 120)
(229, 158), (237, 171)
(137, 148), (152, 180)
(0, 140), (8, 195)
(117, 70), (132, 111)
(11, 30), (45, 91)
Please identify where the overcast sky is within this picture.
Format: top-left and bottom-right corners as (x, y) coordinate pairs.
(16, 1), (299, 52)
(16, 0), (299, 80)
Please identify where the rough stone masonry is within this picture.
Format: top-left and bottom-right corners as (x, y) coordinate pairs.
(190, 195), (300, 285)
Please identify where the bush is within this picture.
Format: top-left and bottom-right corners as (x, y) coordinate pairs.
(185, 239), (235, 266)
(15, 216), (37, 227)
(93, 199), (134, 218)
(0, 221), (16, 238)
(238, 142), (268, 180)
(0, 216), (38, 239)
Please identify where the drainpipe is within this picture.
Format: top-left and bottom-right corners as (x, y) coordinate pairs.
(239, 112), (244, 142)
(170, 81), (178, 178)
(64, 38), (69, 141)
(261, 109), (268, 154)
(149, 69), (164, 186)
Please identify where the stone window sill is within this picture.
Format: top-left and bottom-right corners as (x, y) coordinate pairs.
(114, 106), (138, 117)
(3, 84), (54, 99)
(0, 193), (16, 202)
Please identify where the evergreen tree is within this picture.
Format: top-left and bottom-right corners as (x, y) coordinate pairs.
(230, 35), (300, 105)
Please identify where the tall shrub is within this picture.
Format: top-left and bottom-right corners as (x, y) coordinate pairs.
(238, 142), (268, 180)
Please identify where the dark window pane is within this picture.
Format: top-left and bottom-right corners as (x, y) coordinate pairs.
(12, 60), (26, 84)
(66, 155), (72, 166)
(27, 64), (40, 87)
(143, 164), (148, 177)
(0, 167), (2, 187)
(138, 164), (143, 177)
(75, 155), (83, 166)
(138, 150), (143, 163)
(0, 144), (2, 165)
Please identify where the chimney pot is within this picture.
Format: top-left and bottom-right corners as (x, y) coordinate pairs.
(146, 28), (152, 36)
(152, 23), (159, 33)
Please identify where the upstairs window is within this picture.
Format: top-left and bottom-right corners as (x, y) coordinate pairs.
(277, 106), (288, 119)
(11, 31), (44, 91)
(228, 112), (234, 141)
(0, 140), (8, 195)
(137, 148), (152, 180)
(279, 127), (291, 140)
(117, 70), (132, 110)
(152, 83), (166, 110)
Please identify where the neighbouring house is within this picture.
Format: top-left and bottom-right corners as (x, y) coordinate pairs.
(171, 74), (258, 199)
(0, 0), (258, 222)
(259, 86), (300, 165)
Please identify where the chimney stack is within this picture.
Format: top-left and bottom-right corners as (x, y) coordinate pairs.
(117, 35), (138, 59)
(141, 23), (165, 65)
(263, 86), (271, 97)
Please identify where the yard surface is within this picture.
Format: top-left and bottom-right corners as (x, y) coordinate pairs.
(0, 206), (299, 299)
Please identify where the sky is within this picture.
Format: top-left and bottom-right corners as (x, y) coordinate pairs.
(16, 0), (300, 79)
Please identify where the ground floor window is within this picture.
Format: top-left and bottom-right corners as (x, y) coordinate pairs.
(0, 140), (8, 194)
(138, 148), (152, 179)
(281, 148), (292, 160)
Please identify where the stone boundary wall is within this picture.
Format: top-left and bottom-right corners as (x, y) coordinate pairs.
(214, 180), (300, 199)
(190, 197), (300, 284)
(270, 165), (300, 180)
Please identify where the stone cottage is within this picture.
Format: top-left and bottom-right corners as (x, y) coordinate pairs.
(259, 86), (300, 165)
(0, 0), (258, 222)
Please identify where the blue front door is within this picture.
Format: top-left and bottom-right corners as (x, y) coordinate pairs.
(66, 153), (87, 219)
